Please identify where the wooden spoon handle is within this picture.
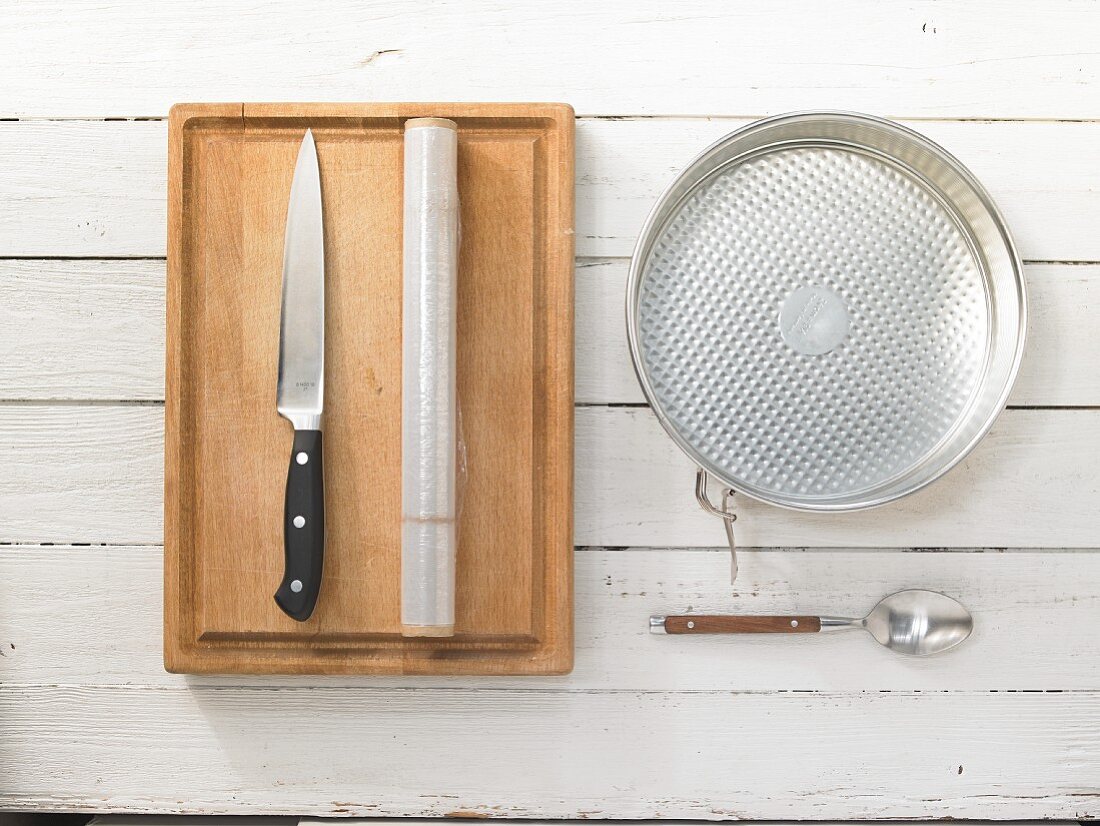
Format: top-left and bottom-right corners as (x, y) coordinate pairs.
(660, 615), (821, 634)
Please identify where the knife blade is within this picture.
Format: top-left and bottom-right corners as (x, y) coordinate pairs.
(274, 129), (325, 622)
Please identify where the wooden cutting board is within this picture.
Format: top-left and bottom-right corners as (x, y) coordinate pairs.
(163, 102), (574, 674)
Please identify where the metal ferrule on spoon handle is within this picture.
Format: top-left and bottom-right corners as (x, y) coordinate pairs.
(818, 615), (863, 630)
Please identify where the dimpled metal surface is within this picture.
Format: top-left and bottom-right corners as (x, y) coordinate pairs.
(636, 142), (991, 507)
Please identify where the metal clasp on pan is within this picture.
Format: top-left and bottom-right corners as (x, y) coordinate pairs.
(694, 468), (738, 583)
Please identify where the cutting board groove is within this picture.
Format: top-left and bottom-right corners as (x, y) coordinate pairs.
(164, 102), (574, 674)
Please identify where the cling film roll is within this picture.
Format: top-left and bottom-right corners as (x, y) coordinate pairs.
(401, 117), (464, 637)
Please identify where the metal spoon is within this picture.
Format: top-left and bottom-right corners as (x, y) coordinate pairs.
(649, 589), (973, 656)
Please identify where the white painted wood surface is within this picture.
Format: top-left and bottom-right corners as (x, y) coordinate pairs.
(575, 408), (1100, 548)
(0, 261), (165, 400)
(2, 685), (1097, 820)
(2, 0), (1100, 819)
(3, 1), (1100, 118)
(1, 405), (1098, 548)
(3, 545), (1100, 691)
(308, 822), (1072, 826)
(3, 259), (1098, 405)
(5, 118), (1100, 260)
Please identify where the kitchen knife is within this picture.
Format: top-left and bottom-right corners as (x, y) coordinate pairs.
(274, 129), (325, 622)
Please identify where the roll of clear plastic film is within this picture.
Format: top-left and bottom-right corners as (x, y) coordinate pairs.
(401, 118), (464, 637)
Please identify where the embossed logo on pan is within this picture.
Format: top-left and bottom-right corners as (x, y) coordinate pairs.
(779, 285), (851, 355)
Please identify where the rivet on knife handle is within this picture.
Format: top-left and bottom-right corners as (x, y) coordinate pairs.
(274, 430), (324, 621)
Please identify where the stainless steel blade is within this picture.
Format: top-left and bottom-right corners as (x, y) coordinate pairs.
(277, 129), (325, 430)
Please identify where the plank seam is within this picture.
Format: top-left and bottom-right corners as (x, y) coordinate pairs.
(1, 683), (1096, 695)
(7, 115), (1100, 124)
(4, 543), (1099, 553)
(3, 255), (1099, 265)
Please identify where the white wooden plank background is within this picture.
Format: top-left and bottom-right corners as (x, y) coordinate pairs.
(1, 405), (1098, 548)
(3, 545), (1100, 691)
(4, 118), (1100, 260)
(2, 259), (1098, 406)
(2, 685), (1097, 820)
(1, 0), (1099, 820)
(3, 1), (1100, 118)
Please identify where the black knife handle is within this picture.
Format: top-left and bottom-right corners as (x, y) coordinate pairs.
(274, 429), (324, 621)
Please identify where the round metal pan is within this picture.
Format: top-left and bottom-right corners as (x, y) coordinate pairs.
(627, 112), (1026, 512)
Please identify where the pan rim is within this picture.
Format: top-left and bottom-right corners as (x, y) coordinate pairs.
(625, 110), (1027, 513)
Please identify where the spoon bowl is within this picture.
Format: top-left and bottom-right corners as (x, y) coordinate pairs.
(859, 589), (974, 656)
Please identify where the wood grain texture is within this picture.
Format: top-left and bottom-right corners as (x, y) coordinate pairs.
(0, 120), (166, 257)
(164, 103), (574, 674)
(5, 260), (1100, 406)
(576, 407), (1100, 548)
(6, 546), (1100, 691)
(4, 2), (1100, 817)
(0, 405), (163, 543)
(577, 118), (1100, 260)
(662, 614), (821, 634)
(3, 2), (1100, 118)
(6, 549), (1100, 690)
(3, 405), (1099, 548)
(0, 260), (166, 400)
(0, 683), (1097, 819)
(4, 118), (1100, 261)
(3, 260), (1099, 406)
(303, 822), (1073, 826)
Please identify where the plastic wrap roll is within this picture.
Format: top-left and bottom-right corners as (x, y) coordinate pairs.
(401, 118), (461, 637)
